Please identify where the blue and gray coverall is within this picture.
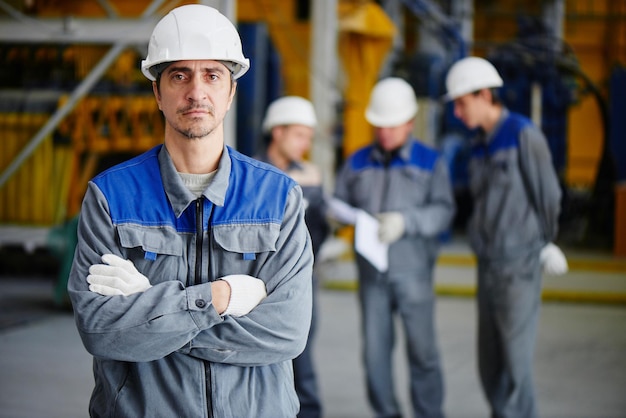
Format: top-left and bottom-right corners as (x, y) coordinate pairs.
(68, 145), (313, 418)
(468, 109), (561, 418)
(334, 138), (455, 418)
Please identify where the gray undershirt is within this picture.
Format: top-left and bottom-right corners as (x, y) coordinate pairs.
(178, 171), (216, 198)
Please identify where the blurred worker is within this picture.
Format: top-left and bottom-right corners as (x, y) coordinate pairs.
(67, 5), (313, 417)
(257, 96), (329, 418)
(332, 77), (455, 418)
(444, 56), (567, 418)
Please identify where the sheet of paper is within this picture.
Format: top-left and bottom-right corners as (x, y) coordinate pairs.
(354, 210), (388, 273)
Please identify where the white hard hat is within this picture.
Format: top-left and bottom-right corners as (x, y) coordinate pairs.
(262, 96), (317, 133)
(365, 77), (418, 127)
(141, 4), (250, 81)
(444, 56), (503, 101)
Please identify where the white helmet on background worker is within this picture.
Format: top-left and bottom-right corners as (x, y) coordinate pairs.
(141, 4), (250, 81)
(262, 96), (317, 133)
(444, 56), (503, 101)
(365, 77), (418, 127)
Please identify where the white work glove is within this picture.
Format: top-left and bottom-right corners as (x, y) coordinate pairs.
(87, 254), (152, 296)
(540, 243), (569, 276)
(376, 212), (405, 244)
(220, 274), (267, 317)
(327, 197), (358, 225)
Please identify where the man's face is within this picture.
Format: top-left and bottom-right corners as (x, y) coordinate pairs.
(273, 124), (315, 163)
(374, 120), (413, 152)
(153, 60), (235, 140)
(452, 91), (487, 130)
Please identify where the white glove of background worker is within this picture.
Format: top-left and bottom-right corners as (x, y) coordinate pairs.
(88, 254), (152, 296)
(327, 197), (358, 225)
(376, 212), (405, 244)
(540, 242), (569, 276)
(88, 255), (267, 316)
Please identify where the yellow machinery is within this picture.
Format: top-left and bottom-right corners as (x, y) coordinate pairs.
(0, 0), (624, 265)
(57, 94), (164, 217)
(337, 1), (396, 158)
(0, 0), (395, 226)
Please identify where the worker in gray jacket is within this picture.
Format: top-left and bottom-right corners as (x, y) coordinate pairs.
(332, 77), (455, 418)
(444, 56), (567, 418)
(256, 96), (329, 418)
(67, 5), (313, 418)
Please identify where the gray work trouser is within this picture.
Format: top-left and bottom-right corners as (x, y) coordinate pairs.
(477, 251), (542, 418)
(357, 261), (444, 418)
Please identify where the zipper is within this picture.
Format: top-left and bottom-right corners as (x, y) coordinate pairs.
(375, 153), (392, 281)
(195, 197), (215, 418)
(195, 198), (203, 286)
(206, 203), (214, 418)
(380, 151), (392, 212)
(206, 362), (213, 418)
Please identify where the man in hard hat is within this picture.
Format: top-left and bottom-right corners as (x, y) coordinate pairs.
(257, 96), (329, 418)
(332, 77), (455, 418)
(444, 56), (567, 418)
(67, 5), (313, 417)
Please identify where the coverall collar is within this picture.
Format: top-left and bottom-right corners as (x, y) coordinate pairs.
(370, 137), (414, 164)
(482, 107), (510, 146)
(158, 145), (230, 218)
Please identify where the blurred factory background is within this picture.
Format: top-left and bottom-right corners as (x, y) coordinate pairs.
(0, 0), (625, 306)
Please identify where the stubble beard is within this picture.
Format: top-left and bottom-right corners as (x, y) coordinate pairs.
(175, 105), (217, 140)
(176, 124), (212, 140)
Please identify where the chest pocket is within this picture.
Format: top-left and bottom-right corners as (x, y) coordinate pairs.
(395, 168), (430, 207)
(116, 224), (185, 284)
(487, 153), (514, 189)
(211, 223), (280, 277)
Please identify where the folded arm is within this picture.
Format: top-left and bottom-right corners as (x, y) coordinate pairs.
(180, 186), (314, 366)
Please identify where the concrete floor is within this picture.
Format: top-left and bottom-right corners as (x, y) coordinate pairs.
(1, 251), (625, 418)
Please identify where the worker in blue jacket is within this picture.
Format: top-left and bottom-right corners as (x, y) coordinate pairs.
(332, 77), (455, 418)
(67, 5), (313, 417)
(444, 56), (568, 418)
